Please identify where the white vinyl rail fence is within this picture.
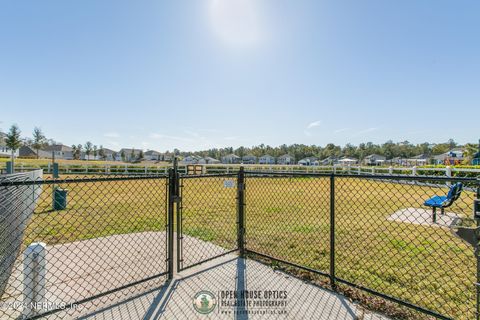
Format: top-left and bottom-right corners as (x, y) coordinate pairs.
(2, 162), (480, 178)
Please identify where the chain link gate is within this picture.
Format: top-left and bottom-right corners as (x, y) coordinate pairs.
(176, 172), (240, 272)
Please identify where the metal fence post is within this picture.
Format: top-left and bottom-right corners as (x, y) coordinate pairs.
(173, 158), (182, 272)
(237, 167), (246, 257)
(330, 174), (336, 289)
(6, 161), (13, 174)
(167, 168), (175, 280)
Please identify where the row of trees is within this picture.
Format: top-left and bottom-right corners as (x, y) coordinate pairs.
(70, 144), (144, 162)
(0, 125), (114, 162)
(179, 139), (479, 164)
(0, 124), (138, 163)
(71, 142), (107, 161)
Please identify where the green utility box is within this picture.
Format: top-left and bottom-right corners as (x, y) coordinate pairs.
(53, 187), (68, 211)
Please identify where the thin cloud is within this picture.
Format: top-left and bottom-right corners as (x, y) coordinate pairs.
(149, 133), (193, 142)
(306, 120), (322, 129)
(184, 130), (201, 138)
(183, 129), (215, 146)
(352, 127), (378, 136)
(334, 128), (350, 133)
(304, 120), (322, 136)
(407, 129), (428, 135)
(104, 132), (120, 138)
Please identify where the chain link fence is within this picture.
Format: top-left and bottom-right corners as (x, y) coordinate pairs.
(243, 172), (479, 319)
(1, 169), (479, 319)
(334, 176), (476, 319)
(0, 174), (169, 319)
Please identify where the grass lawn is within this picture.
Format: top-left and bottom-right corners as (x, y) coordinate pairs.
(25, 176), (168, 245)
(22, 175), (477, 319)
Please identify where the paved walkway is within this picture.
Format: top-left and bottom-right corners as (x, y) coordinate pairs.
(3, 232), (390, 319)
(74, 254), (389, 320)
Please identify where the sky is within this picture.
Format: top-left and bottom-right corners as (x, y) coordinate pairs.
(0, 0), (479, 152)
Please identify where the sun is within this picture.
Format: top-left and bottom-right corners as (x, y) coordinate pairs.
(208, 0), (265, 48)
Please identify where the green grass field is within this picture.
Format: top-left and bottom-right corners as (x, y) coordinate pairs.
(23, 175), (477, 319)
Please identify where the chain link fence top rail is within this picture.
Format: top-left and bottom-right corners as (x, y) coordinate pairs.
(0, 174), (169, 319)
(178, 174), (239, 271)
(242, 172), (479, 320)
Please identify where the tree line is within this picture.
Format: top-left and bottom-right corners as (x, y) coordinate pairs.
(176, 140), (479, 164)
(2, 124), (478, 165)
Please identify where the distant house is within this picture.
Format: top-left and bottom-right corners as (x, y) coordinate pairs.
(181, 155), (201, 165)
(117, 148), (143, 162)
(162, 154), (173, 162)
(198, 157), (221, 164)
(338, 158), (358, 166)
(277, 154), (295, 165)
(298, 157), (317, 166)
(405, 154), (429, 166)
(363, 154), (386, 166)
(144, 150), (162, 161)
(258, 154), (275, 165)
(473, 141), (480, 165)
(0, 145), (20, 158)
(222, 154), (241, 164)
(319, 156), (338, 165)
(43, 144), (74, 160)
(389, 157), (405, 166)
(79, 152), (98, 161)
(19, 146), (51, 159)
(242, 154), (257, 164)
(100, 148), (117, 161)
(433, 150), (464, 165)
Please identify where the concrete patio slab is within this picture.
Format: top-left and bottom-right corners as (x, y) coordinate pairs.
(72, 254), (390, 320)
(2, 231), (390, 319)
(388, 207), (457, 227)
